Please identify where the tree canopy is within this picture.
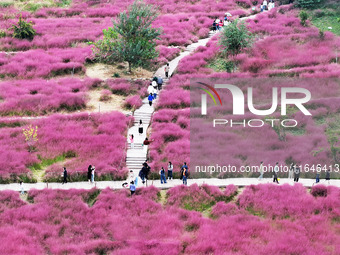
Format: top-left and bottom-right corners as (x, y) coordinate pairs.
(219, 20), (252, 58)
(91, 0), (162, 72)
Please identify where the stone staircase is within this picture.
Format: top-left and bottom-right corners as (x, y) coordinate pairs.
(125, 32), (215, 183)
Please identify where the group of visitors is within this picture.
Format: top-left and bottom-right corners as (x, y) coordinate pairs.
(159, 161), (173, 184)
(156, 162), (190, 185)
(260, 0), (275, 12)
(212, 15), (230, 32)
(258, 161), (332, 184)
(148, 74), (163, 106)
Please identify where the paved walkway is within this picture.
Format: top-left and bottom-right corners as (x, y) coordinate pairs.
(1, 178), (339, 192)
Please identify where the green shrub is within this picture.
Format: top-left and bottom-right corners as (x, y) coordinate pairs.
(11, 15), (36, 40)
(299, 11), (309, 26)
(296, 0), (324, 9)
(319, 29), (325, 40)
(0, 30), (6, 38)
(0, 2), (13, 8)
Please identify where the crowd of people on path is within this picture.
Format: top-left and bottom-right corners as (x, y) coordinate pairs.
(212, 14), (231, 32)
(122, 161), (190, 196)
(211, 0), (280, 31)
(148, 73), (164, 106)
(258, 161), (333, 185)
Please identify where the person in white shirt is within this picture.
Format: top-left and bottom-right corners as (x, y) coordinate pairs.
(258, 161), (264, 180)
(147, 83), (154, 95)
(168, 161), (173, 180)
(20, 181), (24, 195)
(288, 163), (294, 179)
(263, 0), (268, 10)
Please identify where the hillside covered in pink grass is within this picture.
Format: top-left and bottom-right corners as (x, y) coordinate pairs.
(148, 4), (340, 178)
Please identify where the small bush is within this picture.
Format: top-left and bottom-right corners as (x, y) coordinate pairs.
(0, 30), (6, 38)
(299, 11), (309, 26)
(11, 16), (36, 40)
(99, 90), (112, 102)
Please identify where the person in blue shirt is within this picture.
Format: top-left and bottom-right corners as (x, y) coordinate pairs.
(148, 93), (154, 106)
(157, 75), (163, 90)
(159, 167), (167, 184)
(130, 181), (136, 196)
(180, 162), (189, 185)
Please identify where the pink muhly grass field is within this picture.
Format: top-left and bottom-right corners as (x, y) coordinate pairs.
(0, 184), (339, 254)
(0, 112), (132, 182)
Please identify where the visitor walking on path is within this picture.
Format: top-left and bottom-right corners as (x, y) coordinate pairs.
(140, 162), (151, 185)
(142, 137), (153, 152)
(288, 163), (294, 179)
(130, 181), (136, 196)
(181, 162), (189, 185)
(315, 164), (321, 184)
(91, 166), (95, 183)
(294, 165), (300, 182)
(157, 75), (163, 90)
(138, 120), (143, 136)
(258, 161), (264, 180)
(20, 181), (24, 195)
(168, 161), (173, 180)
(165, 63), (170, 78)
(263, 0), (268, 10)
(88, 165), (92, 183)
(148, 93), (154, 106)
(160, 167), (167, 184)
(130, 134), (134, 149)
(152, 79), (158, 98)
(325, 169), (331, 184)
(153, 86), (158, 100)
(148, 83), (154, 95)
(129, 170), (134, 182)
(62, 167), (68, 184)
(212, 21), (217, 32)
(273, 162), (279, 184)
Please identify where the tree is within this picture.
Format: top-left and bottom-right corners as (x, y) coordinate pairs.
(90, 27), (120, 64)
(219, 20), (252, 58)
(11, 15), (36, 40)
(23, 125), (38, 152)
(91, 0), (162, 72)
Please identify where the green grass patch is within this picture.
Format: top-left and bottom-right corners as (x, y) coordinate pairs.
(84, 189), (101, 207)
(29, 155), (67, 182)
(310, 9), (340, 36)
(182, 198), (216, 212)
(207, 58), (234, 73)
(29, 155), (66, 171)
